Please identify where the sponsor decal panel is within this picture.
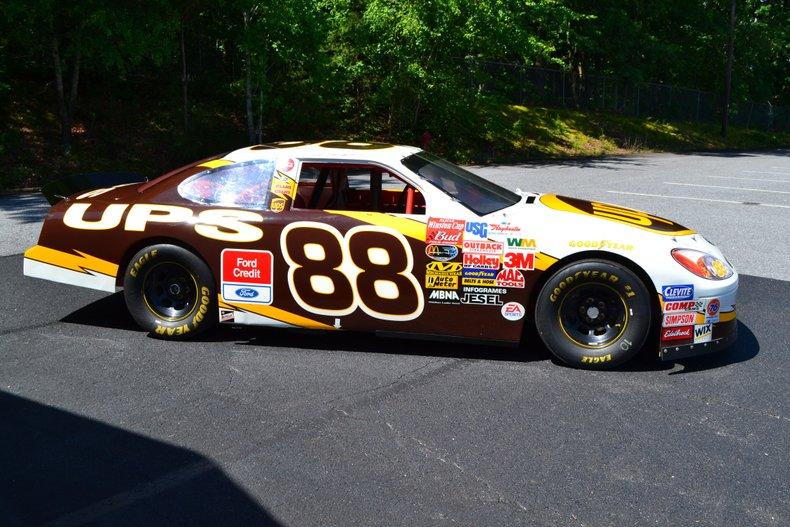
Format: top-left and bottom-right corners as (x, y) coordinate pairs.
(426, 218), (465, 246)
(662, 284), (694, 301)
(270, 171), (296, 199)
(425, 244), (459, 262)
(270, 197), (287, 213)
(461, 240), (503, 255)
(464, 221), (489, 240)
(221, 249), (273, 304)
(693, 323), (713, 343)
(662, 312), (696, 327)
(463, 252), (500, 269)
(661, 325), (693, 342)
(427, 289), (461, 304)
(496, 268), (525, 288)
(464, 286), (507, 295)
(505, 237), (536, 249)
(462, 277), (497, 287)
(501, 301), (525, 321)
(664, 300), (705, 312)
(462, 293), (503, 306)
(488, 224), (522, 237)
(502, 250), (535, 270)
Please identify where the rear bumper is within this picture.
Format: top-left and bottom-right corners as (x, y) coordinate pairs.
(659, 317), (738, 362)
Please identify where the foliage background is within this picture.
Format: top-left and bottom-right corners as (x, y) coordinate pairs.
(0, 0), (787, 188)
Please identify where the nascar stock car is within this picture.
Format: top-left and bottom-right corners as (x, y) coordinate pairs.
(24, 141), (738, 369)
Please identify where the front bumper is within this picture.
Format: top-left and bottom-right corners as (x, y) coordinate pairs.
(659, 317), (738, 361)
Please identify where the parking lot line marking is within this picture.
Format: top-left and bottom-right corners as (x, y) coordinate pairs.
(743, 170), (790, 175)
(664, 182), (790, 195)
(606, 191), (790, 209)
(707, 176), (789, 183)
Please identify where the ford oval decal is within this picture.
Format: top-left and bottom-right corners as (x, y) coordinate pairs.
(235, 287), (259, 298)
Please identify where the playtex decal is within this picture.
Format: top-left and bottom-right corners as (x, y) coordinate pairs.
(221, 249), (273, 304)
(662, 284), (694, 301)
(426, 218), (465, 246)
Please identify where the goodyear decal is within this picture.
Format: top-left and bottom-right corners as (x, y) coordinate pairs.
(23, 245), (118, 277)
(540, 194), (695, 236)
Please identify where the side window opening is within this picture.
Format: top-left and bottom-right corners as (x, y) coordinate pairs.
(177, 160), (276, 209)
(293, 163), (426, 214)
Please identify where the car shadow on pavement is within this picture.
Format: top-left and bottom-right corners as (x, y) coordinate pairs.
(60, 293), (758, 372)
(0, 390), (281, 527)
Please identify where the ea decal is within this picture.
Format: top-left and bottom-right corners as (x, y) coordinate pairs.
(501, 302), (525, 321)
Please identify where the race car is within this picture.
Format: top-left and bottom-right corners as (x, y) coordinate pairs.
(23, 140), (738, 368)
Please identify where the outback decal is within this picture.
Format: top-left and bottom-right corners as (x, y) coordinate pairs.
(62, 202), (264, 242)
(541, 194), (695, 235)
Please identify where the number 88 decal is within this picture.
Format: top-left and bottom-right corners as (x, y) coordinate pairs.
(281, 222), (424, 321)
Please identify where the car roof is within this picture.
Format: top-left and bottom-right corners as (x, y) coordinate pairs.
(224, 141), (422, 165)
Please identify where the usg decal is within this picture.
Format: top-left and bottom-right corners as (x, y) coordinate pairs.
(662, 284), (694, 301)
(221, 249), (273, 304)
(464, 222), (488, 239)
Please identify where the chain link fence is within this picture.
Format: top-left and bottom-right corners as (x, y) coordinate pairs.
(461, 59), (789, 132)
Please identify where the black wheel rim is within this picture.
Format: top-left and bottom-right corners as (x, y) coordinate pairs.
(558, 283), (628, 348)
(142, 262), (198, 321)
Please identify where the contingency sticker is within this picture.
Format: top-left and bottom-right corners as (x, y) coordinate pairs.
(221, 249), (273, 304)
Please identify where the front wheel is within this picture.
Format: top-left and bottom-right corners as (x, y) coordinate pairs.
(535, 259), (652, 369)
(123, 244), (216, 339)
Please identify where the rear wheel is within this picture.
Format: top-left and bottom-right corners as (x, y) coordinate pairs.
(535, 259), (652, 369)
(123, 244), (216, 339)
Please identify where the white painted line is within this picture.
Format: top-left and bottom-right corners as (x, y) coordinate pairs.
(606, 190), (790, 209)
(664, 182), (790, 195)
(707, 175), (789, 183)
(743, 170), (790, 176)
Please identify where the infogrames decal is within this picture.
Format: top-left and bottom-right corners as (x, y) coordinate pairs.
(541, 195), (695, 235)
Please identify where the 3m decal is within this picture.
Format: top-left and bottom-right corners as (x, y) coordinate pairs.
(662, 284), (694, 301)
(221, 249), (273, 305)
(463, 253), (499, 269)
(425, 244), (459, 262)
(662, 312), (696, 327)
(661, 325), (694, 342)
(281, 222), (423, 321)
(62, 202), (264, 243)
(462, 293), (502, 306)
(540, 195), (695, 235)
(426, 218), (464, 246)
(693, 323), (713, 343)
(496, 268), (525, 288)
(501, 301), (525, 321)
(502, 250), (535, 270)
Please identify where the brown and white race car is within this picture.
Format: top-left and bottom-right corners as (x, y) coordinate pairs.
(24, 141), (738, 368)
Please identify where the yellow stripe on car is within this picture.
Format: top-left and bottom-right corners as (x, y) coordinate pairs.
(197, 159), (235, 169)
(326, 210), (427, 241)
(218, 296), (335, 330)
(23, 245), (118, 277)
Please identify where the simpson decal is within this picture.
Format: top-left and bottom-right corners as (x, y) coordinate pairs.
(662, 312), (696, 327)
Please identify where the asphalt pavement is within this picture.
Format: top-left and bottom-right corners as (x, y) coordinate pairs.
(1, 151), (788, 526)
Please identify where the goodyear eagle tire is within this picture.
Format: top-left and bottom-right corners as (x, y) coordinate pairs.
(535, 259), (651, 369)
(123, 244), (216, 339)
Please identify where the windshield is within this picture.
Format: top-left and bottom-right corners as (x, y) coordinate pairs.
(401, 152), (520, 215)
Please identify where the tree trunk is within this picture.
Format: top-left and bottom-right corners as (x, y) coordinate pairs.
(256, 88), (263, 143)
(243, 12), (254, 144)
(181, 13), (189, 134)
(721, 0), (736, 138)
(50, 36), (70, 150)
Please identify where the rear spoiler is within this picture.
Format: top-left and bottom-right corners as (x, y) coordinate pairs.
(41, 172), (147, 205)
